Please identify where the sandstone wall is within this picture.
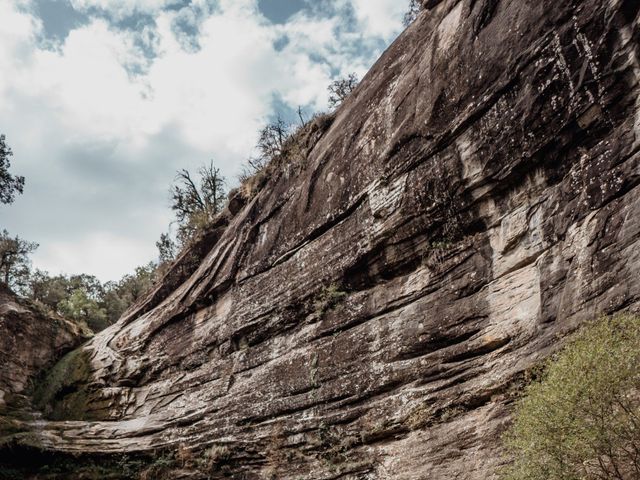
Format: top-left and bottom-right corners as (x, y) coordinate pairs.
(2, 1), (640, 478)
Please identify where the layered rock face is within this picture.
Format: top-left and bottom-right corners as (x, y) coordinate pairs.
(3, 0), (640, 478)
(0, 286), (87, 428)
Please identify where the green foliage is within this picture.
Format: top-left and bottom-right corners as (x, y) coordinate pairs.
(29, 270), (73, 307)
(28, 263), (158, 332)
(138, 453), (177, 480)
(0, 229), (38, 290)
(29, 273), (94, 327)
(29, 271), (105, 331)
(0, 134), (24, 205)
(32, 348), (93, 420)
(58, 289), (108, 333)
(101, 262), (157, 324)
(155, 232), (176, 265)
(501, 314), (640, 480)
(0, 451), (170, 480)
(314, 284), (347, 317)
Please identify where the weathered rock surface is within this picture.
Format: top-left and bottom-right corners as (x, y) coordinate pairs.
(2, 0), (640, 478)
(0, 286), (88, 429)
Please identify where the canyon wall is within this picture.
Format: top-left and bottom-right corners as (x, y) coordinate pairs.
(2, 0), (640, 478)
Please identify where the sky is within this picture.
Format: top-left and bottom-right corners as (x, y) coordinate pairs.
(0, 0), (408, 282)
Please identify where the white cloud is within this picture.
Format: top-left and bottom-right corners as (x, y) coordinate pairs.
(0, 1), (40, 95)
(0, 0), (404, 282)
(69, 0), (184, 18)
(349, 0), (407, 39)
(33, 232), (159, 281)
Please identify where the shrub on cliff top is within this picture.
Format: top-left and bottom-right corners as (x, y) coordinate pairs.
(238, 111), (334, 199)
(169, 160), (227, 245)
(501, 314), (640, 480)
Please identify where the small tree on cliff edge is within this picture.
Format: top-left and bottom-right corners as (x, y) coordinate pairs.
(328, 73), (359, 109)
(169, 160), (227, 245)
(0, 229), (38, 290)
(156, 232), (176, 265)
(0, 134), (25, 205)
(239, 115), (292, 183)
(256, 115), (290, 160)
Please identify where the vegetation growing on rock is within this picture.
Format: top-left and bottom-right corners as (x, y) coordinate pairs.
(32, 348), (94, 421)
(238, 111), (334, 199)
(327, 73), (359, 109)
(169, 161), (227, 246)
(501, 315), (640, 480)
(313, 284), (348, 317)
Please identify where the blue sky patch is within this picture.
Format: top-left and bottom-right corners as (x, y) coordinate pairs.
(258, 0), (306, 24)
(33, 0), (89, 42)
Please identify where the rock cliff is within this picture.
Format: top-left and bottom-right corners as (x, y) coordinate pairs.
(2, 0), (640, 478)
(0, 286), (88, 438)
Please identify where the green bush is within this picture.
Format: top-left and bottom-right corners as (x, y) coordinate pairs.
(501, 314), (640, 480)
(313, 284), (347, 317)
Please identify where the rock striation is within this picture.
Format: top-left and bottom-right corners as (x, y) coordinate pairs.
(2, 0), (640, 478)
(0, 286), (88, 435)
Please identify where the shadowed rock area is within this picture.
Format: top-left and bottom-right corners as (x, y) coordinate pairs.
(1, 0), (640, 478)
(0, 286), (89, 440)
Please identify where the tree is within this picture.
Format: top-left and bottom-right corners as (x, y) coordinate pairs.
(501, 314), (640, 480)
(156, 232), (176, 264)
(58, 288), (108, 333)
(328, 73), (359, 109)
(256, 115), (290, 160)
(0, 230), (38, 290)
(0, 134), (25, 205)
(66, 273), (104, 300)
(29, 270), (74, 309)
(403, 0), (422, 27)
(29, 266), (158, 332)
(101, 262), (157, 324)
(239, 116), (292, 184)
(170, 160), (227, 244)
(30, 271), (107, 331)
(30, 272), (104, 311)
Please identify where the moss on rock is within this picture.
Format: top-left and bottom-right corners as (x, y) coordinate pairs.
(32, 348), (94, 421)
